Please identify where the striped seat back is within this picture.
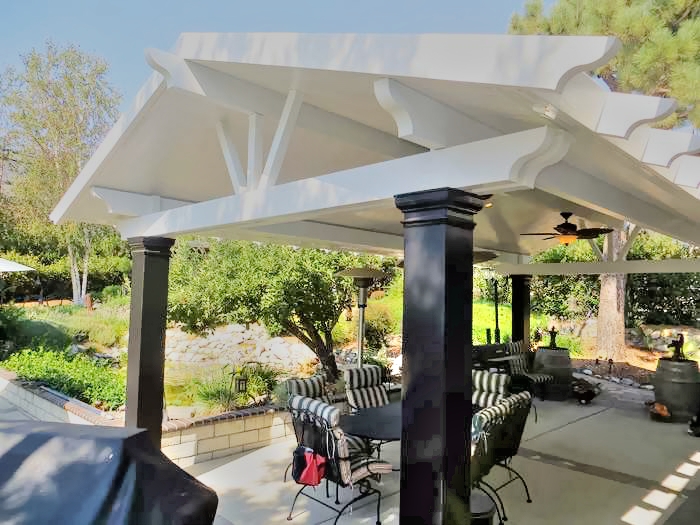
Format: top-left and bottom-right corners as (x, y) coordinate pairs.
(346, 385), (389, 409)
(286, 375), (329, 402)
(344, 365), (383, 389)
(288, 395), (352, 485)
(472, 370), (510, 408)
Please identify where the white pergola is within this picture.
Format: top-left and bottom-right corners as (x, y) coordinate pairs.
(51, 32), (700, 523)
(51, 33), (700, 271)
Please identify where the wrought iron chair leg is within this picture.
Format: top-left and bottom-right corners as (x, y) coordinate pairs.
(335, 482), (340, 504)
(326, 478), (330, 499)
(286, 486), (306, 521)
(332, 488), (382, 525)
(479, 480), (508, 523)
(375, 488), (382, 525)
(501, 463), (533, 503)
(284, 461), (292, 482)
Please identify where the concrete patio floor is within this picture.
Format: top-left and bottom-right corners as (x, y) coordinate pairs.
(187, 387), (700, 525)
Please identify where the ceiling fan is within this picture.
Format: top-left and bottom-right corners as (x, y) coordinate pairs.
(520, 212), (613, 245)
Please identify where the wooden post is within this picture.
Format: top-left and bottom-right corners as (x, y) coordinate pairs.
(395, 187), (482, 524)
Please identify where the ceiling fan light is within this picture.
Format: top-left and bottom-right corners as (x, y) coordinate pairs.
(558, 235), (578, 245)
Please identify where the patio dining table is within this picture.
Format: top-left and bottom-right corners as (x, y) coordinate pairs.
(339, 402), (402, 442)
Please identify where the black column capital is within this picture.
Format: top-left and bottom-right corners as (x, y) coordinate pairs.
(127, 236), (175, 256)
(395, 188), (484, 229)
(511, 274), (532, 284)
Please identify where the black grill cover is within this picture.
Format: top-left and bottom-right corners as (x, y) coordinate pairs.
(0, 421), (218, 525)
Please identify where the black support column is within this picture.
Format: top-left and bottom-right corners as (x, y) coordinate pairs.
(511, 274), (531, 347)
(125, 236), (175, 448)
(395, 188), (482, 524)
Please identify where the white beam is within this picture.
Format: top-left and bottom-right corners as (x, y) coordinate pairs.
(617, 225), (641, 262)
(145, 48), (424, 159)
(91, 187), (193, 217)
(498, 258), (700, 276)
(668, 155), (700, 188)
(215, 120), (246, 194)
(116, 127), (563, 239)
(247, 113), (263, 189)
(259, 90), (303, 188)
(373, 78), (498, 149)
(251, 221), (404, 252)
(535, 163), (700, 246)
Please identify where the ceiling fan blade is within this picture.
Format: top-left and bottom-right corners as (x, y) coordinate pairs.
(543, 236), (558, 240)
(520, 232), (558, 236)
(576, 228), (613, 239)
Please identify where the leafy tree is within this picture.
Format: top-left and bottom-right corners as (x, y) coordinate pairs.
(168, 240), (392, 381)
(510, 0), (700, 359)
(0, 41), (122, 303)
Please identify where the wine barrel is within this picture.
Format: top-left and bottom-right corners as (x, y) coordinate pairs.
(534, 348), (573, 400)
(654, 358), (700, 422)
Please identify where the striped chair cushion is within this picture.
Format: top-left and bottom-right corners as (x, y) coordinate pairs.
(344, 433), (371, 453)
(509, 354), (529, 375)
(472, 370), (511, 394)
(286, 376), (327, 400)
(332, 427), (393, 485)
(344, 365), (383, 389)
(288, 394), (339, 427)
(472, 391), (504, 408)
(349, 455), (394, 484)
(507, 340), (524, 355)
(499, 390), (532, 410)
(347, 385), (389, 409)
(521, 372), (553, 383)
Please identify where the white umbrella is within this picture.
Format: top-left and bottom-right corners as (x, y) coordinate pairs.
(0, 258), (35, 273)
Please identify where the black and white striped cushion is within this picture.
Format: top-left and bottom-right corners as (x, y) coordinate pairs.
(509, 354), (529, 375)
(472, 370), (510, 394)
(522, 372), (554, 383)
(344, 365), (383, 389)
(347, 386), (389, 409)
(472, 391), (504, 408)
(288, 394), (339, 427)
(286, 376), (327, 400)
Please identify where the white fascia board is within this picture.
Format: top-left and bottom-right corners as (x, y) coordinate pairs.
(91, 187), (194, 217)
(172, 32), (620, 91)
(116, 127), (561, 239)
(50, 73), (166, 224)
(145, 48), (424, 159)
(497, 259), (700, 276)
(667, 155), (700, 188)
(250, 221), (405, 252)
(374, 78), (499, 149)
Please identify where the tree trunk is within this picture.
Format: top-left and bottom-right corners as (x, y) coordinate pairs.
(282, 321), (340, 382)
(316, 341), (340, 383)
(80, 228), (92, 299)
(597, 230), (627, 361)
(67, 244), (82, 305)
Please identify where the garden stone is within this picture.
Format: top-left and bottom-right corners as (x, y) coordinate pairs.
(582, 369), (593, 375)
(641, 384), (654, 390)
(610, 377), (621, 383)
(621, 378), (634, 386)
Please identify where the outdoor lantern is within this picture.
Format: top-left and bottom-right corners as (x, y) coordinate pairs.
(558, 234), (578, 246)
(335, 267), (387, 368)
(234, 375), (248, 394)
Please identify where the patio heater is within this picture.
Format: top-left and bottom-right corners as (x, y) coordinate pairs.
(482, 267), (500, 343)
(335, 267), (387, 368)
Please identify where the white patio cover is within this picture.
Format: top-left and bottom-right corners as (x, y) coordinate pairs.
(51, 33), (700, 268)
(0, 258), (35, 273)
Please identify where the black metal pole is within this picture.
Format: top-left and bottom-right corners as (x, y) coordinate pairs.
(396, 187), (482, 524)
(493, 278), (500, 344)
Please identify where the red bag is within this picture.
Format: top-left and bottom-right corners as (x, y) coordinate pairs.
(298, 450), (326, 486)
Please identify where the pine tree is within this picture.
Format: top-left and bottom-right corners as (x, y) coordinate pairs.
(510, 0), (700, 360)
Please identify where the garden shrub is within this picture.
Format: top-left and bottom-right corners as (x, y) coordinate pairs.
(194, 362), (282, 411)
(353, 302), (396, 352)
(0, 305), (25, 341)
(2, 348), (126, 409)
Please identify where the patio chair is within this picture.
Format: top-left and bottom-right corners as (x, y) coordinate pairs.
(470, 402), (511, 525)
(505, 340), (553, 400)
(283, 376), (369, 483)
(491, 391), (534, 506)
(472, 370), (511, 410)
(344, 365), (390, 458)
(286, 394), (393, 525)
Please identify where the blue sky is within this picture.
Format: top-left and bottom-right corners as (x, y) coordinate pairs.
(2, 0), (540, 112)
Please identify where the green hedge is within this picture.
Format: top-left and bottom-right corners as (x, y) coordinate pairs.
(2, 348), (126, 410)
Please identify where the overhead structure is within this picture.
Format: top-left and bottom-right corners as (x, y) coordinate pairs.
(51, 32), (700, 266)
(0, 258), (35, 273)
